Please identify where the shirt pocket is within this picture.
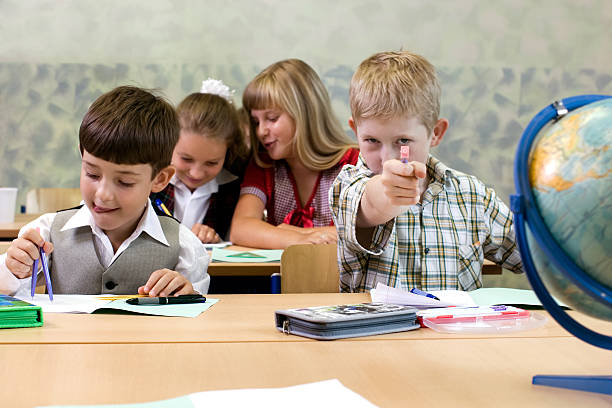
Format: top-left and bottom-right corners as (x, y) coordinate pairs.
(456, 242), (484, 291)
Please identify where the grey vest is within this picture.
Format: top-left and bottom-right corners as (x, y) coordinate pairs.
(47, 208), (180, 294)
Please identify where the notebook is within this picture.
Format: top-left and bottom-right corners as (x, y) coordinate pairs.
(0, 294), (44, 328)
(275, 302), (419, 340)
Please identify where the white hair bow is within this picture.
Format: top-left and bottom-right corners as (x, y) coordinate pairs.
(200, 78), (235, 102)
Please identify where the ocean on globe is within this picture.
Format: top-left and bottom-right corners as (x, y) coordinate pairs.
(526, 97), (612, 320)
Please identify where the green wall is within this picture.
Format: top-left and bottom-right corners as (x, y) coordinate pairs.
(2, 0), (611, 209)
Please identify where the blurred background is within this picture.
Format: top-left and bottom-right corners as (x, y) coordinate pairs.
(1, 0), (610, 213)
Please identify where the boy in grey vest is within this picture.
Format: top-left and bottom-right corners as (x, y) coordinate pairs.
(0, 86), (210, 296)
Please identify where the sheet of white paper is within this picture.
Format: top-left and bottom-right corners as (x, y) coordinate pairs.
(36, 380), (376, 408)
(370, 283), (476, 309)
(189, 379), (377, 408)
(24, 294), (112, 313)
(20, 294), (219, 317)
(203, 241), (232, 250)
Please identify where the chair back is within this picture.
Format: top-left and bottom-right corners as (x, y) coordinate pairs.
(280, 244), (340, 293)
(26, 188), (81, 213)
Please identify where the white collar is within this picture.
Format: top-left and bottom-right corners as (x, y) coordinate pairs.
(171, 169), (237, 195)
(59, 201), (170, 247)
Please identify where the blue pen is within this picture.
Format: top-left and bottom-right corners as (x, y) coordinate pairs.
(155, 199), (172, 216)
(31, 246), (53, 301)
(410, 288), (440, 301)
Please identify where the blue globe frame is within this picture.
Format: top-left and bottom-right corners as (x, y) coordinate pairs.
(511, 94), (612, 348)
(510, 95), (612, 394)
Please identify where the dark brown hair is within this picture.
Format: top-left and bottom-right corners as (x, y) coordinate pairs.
(79, 85), (179, 177)
(177, 93), (250, 175)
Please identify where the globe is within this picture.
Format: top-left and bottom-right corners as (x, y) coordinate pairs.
(527, 97), (612, 320)
(510, 95), (611, 395)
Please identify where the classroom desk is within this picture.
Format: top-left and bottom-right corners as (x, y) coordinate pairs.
(0, 213), (40, 239)
(1, 294), (611, 408)
(2, 293), (611, 345)
(207, 245), (280, 277)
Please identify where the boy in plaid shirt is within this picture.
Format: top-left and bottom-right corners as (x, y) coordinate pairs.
(330, 51), (523, 293)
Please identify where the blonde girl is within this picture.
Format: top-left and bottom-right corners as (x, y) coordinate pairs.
(230, 59), (359, 249)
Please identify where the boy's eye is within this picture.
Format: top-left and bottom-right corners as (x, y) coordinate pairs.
(397, 138), (410, 145)
(86, 172), (99, 180)
(181, 157), (193, 163)
(206, 162), (220, 167)
(365, 138), (379, 144)
(118, 180), (135, 187)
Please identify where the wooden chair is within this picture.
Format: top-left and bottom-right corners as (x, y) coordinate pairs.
(280, 244), (340, 293)
(25, 188), (81, 213)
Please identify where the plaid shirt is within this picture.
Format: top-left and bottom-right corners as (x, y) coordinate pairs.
(329, 155), (523, 293)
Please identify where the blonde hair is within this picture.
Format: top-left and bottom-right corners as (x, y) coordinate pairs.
(242, 59), (356, 170)
(350, 51), (441, 133)
(177, 93), (250, 175)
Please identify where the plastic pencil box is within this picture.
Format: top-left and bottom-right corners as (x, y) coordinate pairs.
(418, 305), (547, 334)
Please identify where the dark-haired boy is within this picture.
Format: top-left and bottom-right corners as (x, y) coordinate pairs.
(0, 86), (210, 296)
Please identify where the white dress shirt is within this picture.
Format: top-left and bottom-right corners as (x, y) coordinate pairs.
(171, 169), (238, 229)
(0, 201), (210, 296)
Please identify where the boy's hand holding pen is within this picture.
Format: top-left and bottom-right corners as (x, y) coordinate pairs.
(5, 227), (54, 301)
(379, 145), (426, 207)
(5, 228), (54, 279)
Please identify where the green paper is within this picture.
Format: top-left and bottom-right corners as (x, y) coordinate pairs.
(227, 252), (266, 258)
(212, 248), (283, 263)
(37, 395), (194, 408)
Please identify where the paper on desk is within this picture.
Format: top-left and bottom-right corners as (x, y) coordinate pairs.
(25, 295), (112, 313)
(468, 287), (569, 308)
(37, 379), (377, 408)
(211, 247), (283, 263)
(203, 241), (232, 250)
(189, 379), (376, 407)
(37, 395), (193, 408)
(98, 298), (219, 318)
(370, 283), (476, 309)
(23, 294), (219, 317)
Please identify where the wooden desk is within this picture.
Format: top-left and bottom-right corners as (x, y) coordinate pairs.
(207, 245), (280, 277)
(0, 213), (39, 239)
(2, 294), (610, 345)
(1, 294), (611, 408)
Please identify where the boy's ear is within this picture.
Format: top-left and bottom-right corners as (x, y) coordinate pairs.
(348, 117), (357, 136)
(151, 165), (175, 193)
(430, 118), (449, 148)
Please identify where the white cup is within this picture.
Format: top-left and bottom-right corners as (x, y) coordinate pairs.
(0, 187), (18, 223)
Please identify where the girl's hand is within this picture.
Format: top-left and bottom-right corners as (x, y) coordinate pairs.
(291, 227), (338, 246)
(191, 223), (221, 244)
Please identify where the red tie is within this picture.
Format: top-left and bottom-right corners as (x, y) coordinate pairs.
(283, 206), (315, 228)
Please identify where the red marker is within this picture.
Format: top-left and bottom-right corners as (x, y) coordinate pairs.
(400, 146), (410, 164)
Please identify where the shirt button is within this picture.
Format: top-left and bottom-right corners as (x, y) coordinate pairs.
(105, 281), (117, 290)
(424, 248), (430, 254)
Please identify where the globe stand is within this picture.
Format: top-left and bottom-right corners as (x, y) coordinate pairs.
(511, 95), (612, 395)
